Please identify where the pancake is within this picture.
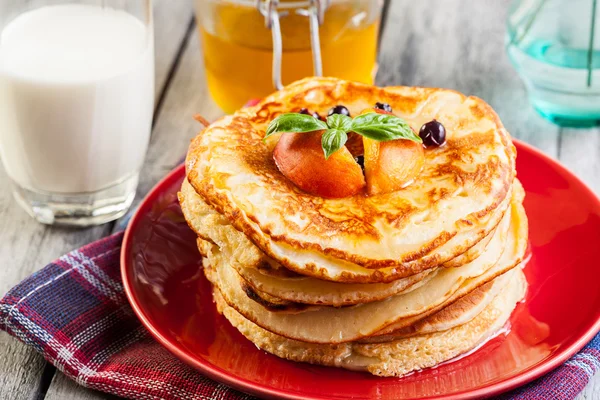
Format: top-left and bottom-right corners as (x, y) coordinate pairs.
(235, 277), (312, 313)
(360, 272), (508, 343)
(443, 224), (495, 268)
(197, 236), (437, 307)
(180, 176), (518, 283)
(237, 261), (435, 307)
(186, 77), (516, 281)
(196, 193), (513, 308)
(181, 77), (528, 377)
(349, 196), (527, 337)
(203, 195), (527, 344)
(213, 269), (527, 377)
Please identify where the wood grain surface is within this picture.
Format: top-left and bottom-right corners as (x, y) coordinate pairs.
(1, 0), (598, 399)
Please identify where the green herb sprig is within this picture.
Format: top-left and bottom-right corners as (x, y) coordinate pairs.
(265, 112), (422, 159)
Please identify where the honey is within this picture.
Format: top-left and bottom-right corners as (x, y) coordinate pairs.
(196, 0), (381, 113)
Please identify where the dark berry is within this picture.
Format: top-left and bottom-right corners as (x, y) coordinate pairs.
(419, 120), (446, 147)
(328, 105), (351, 117)
(299, 108), (321, 119)
(354, 155), (365, 170)
(374, 102), (392, 112)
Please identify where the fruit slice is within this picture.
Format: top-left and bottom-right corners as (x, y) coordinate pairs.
(363, 136), (425, 196)
(273, 131), (366, 198)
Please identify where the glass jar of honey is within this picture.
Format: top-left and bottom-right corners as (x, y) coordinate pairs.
(195, 0), (383, 113)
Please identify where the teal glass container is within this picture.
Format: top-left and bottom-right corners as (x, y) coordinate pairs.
(507, 0), (600, 127)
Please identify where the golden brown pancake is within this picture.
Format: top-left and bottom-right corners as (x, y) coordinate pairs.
(180, 77), (528, 377)
(179, 177), (520, 284)
(360, 274), (507, 342)
(213, 269), (527, 377)
(196, 235), (437, 307)
(202, 194), (527, 344)
(185, 77), (516, 281)
(194, 190), (515, 309)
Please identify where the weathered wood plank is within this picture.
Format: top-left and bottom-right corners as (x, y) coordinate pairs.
(0, 335), (47, 400)
(45, 373), (120, 400)
(0, 1), (194, 399)
(123, 31), (223, 208)
(578, 379), (600, 400)
(377, 0), (560, 157)
(152, 0), (195, 102)
(558, 128), (600, 193)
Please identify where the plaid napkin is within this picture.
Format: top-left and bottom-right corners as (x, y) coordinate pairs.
(1, 232), (599, 400)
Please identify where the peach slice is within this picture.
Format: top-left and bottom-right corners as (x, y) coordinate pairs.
(363, 136), (424, 196)
(273, 131), (366, 198)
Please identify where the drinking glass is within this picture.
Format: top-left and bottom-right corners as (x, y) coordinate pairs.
(0, 0), (154, 226)
(195, 0), (383, 113)
(507, 0), (600, 127)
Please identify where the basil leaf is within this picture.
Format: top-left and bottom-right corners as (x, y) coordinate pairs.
(326, 114), (352, 131)
(351, 112), (422, 143)
(265, 113), (327, 139)
(321, 129), (348, 159)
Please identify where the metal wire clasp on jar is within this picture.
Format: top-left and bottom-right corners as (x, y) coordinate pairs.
(256, 0), (330, 89)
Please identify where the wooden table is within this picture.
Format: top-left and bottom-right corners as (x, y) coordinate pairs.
(1, 1), (598, 399)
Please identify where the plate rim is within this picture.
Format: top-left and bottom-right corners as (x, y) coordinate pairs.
(121, 139), (600, 400)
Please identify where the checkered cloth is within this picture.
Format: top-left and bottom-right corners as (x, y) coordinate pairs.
(1, 232), (599, 400)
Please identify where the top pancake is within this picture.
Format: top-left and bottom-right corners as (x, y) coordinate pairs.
(186, 77), (516, 279)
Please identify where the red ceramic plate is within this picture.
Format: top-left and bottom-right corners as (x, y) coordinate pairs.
(121, 140), (600, 400)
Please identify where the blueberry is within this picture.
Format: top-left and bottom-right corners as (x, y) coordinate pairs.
(374, 102), (392, 112)
(328, 105), (351, 117)
(299, 108), (321, 119)
(419, 120), (446, 147)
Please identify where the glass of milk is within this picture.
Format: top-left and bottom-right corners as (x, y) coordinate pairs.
(0, 1), (154, 226)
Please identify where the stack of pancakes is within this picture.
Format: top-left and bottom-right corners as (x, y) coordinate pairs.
(180, 77), (528, 377)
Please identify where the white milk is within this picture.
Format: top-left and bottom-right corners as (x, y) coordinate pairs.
(0, 4), (154, 194)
